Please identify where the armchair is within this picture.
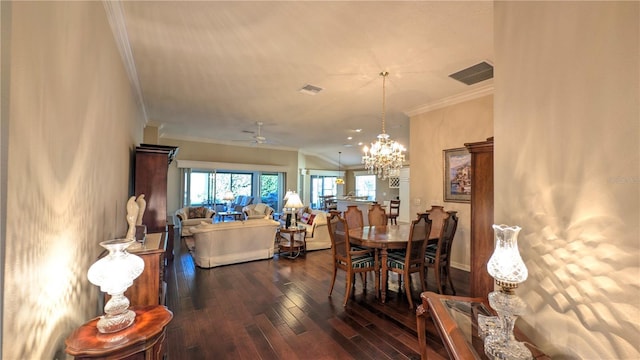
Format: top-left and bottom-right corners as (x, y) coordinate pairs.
(243, 203), (275, 220)
(232, 195), (254, 212)
(175, 206), (215, 237)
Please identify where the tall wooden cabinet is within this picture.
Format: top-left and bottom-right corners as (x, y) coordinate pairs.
(465, 137), (494, 299)
(134, 144), (178, 233)
(127, 232), (167, 306)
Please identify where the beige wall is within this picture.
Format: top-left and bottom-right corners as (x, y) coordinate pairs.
(495, 1), (639, 358)
(2, 2), (143, 359)
(409, 95), (493, 270)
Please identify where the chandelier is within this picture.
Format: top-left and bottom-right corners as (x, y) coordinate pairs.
(336, 151), (345, 184)
(362, 71), (405, 180)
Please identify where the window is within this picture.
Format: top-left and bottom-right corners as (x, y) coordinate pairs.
(189, 171), (213, 206)
(183, 170), (253, 207)
(259, 173), (280, 210)
(310, 175), (337, 209)
(181, 168), (286, 211)
(355, 174), (376, 201)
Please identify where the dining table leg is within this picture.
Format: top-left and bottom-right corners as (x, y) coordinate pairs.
(380, 247), (388, 303)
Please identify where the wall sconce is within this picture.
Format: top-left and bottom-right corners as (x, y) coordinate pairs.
(480, 224), (533, 360)
(87, 238), (144, 333)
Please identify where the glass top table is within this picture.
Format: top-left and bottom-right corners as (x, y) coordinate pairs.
(416, 292), (549, 360)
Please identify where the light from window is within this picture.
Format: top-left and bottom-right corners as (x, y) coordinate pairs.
(355, 174), (376, 201)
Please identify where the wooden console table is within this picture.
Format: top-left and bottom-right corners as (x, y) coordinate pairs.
(65, 305), (172, 360)
(416, 292), (549, 360)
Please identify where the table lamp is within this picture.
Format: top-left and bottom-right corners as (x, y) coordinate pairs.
(283, 192), (303, 229)
(480, 224), (532, 360)
(222, 191), (235, 211)
(87, 238), (144, 333)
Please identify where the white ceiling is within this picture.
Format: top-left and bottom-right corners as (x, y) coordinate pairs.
(118, 1), (494, 167)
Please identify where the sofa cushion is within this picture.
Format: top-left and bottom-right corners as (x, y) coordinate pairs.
(182, 218), (210, 227)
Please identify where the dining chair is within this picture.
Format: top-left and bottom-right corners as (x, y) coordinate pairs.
(385, 213), (432, 309)
(421, 205), (448, 240)
(344, 205), (364, 229)
(327, 213), (379, 306)
(368, 203), (387, 226)
(425, 212), (459, 295)
(386, 200), (400, 225)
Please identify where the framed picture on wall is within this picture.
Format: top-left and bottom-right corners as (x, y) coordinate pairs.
(443, 147), (471, 203)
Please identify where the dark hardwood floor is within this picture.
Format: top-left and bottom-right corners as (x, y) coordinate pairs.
(164, 234), (470, 360)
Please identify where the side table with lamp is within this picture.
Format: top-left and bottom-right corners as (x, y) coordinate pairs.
(283, 191), (304, 229)
(66, 238), (172, 360)
(277, 191), (306, 259)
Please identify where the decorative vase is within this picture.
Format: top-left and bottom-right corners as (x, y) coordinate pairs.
(87, 238), (144, 333)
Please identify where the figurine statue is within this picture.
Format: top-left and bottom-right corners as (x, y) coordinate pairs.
(135, 194), (146, 225)
(126, 196), (139, 240)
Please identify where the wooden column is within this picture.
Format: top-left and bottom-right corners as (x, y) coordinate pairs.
(465, 137), (494, 299)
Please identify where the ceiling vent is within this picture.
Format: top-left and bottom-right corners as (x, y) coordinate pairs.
(299, 84), (323, 95)
(449, 61), (493, 85)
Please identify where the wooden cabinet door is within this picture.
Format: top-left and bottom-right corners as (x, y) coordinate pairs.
(465, 137), (494, 299)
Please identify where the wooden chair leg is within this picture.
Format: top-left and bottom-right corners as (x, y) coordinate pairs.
(373, 270), (380, 299)
(344, 273), (354, 306)
(434, 265), (443, 294)
(329, 265), (338, 296)
(446, 265), (456, 295)
(404, 271), (414, 309)
(424, 266), (429, 292)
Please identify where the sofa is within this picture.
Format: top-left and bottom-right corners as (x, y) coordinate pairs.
(175, 206), (215, 237)
(243, 203), (275, 220)
(189, 218), (280, 268)
(279, 207), (331, 251)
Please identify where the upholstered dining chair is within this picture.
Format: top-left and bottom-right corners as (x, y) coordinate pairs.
(368, 203), (387, 226)
(385, 213), (432, 309)
(386, 200), (400, 225)
(344, 205), (364, 229)
(327, 213), (379, 307)
(425, 212), (459, 295)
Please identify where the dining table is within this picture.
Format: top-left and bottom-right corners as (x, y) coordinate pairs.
(348, 224), (412, 303)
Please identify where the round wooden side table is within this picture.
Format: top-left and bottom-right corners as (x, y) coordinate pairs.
(277, 226), (307, 259)
(65, 305), (173, 360)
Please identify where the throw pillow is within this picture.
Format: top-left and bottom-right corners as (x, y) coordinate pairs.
(188, 206), (207, 219)
(297, 207), (309, 220)
(307, 213), (316, 225)
(300, 212), (311, 224)
(254, 203), (267, 214)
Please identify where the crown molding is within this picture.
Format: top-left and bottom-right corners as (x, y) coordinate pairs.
(102, 1), (148, 123)
(404, 83), (494, 117)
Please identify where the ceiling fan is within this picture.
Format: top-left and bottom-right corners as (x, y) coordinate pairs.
(233, 121), (272, 145)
